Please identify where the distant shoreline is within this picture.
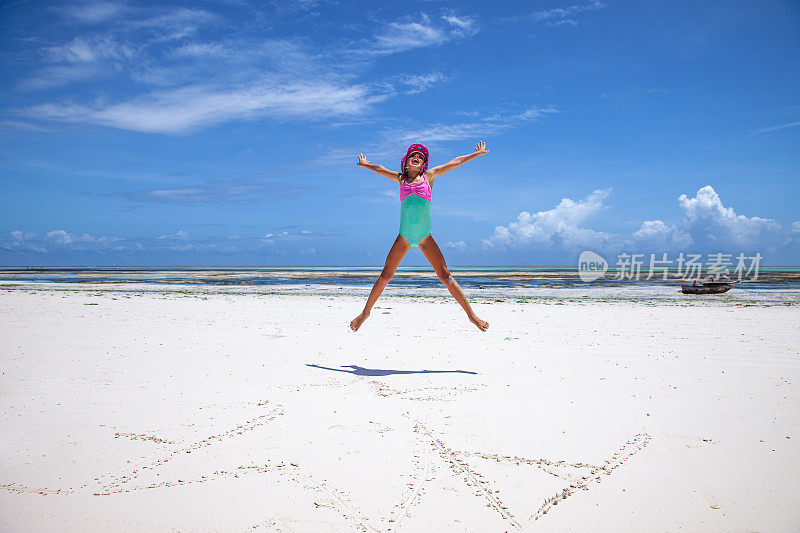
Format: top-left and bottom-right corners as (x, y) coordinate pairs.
(2, 278), (798, 306)
(1, 267), (798, 289)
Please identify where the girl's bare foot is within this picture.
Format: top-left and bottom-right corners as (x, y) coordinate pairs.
(350, 311), (370, 332)
(469, 315), (489, 332)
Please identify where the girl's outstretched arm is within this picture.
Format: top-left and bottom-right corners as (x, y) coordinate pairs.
(428, 141), (489, 181)
(356, 153), (400, 183)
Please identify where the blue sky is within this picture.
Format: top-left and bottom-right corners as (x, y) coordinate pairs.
(1, 0), (798, 266)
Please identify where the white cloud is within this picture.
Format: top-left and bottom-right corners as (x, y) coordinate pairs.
(444, 240), (466, 250)
(482, 185), (788, 258)
(11, 230), (36, 242)
(77, 233), (121, 244)
(482, 189), (612, 250)
(622, 186), (783, 254)
(46, 229), (74, 245)
(5, 231), (48, 253)
(678, 185), (780, 248)
(44, 229), (123, 247)
(782, 221), (800, 250)
(631, 220), (693, 249)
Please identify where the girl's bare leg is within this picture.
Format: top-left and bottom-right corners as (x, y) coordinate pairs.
(418, 235), (489, 331)
(350, 235), (411, 332)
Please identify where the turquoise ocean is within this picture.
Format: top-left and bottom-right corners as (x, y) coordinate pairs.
(2, 267), (799, 304)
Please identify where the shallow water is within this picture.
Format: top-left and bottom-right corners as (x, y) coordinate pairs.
(1, 267), (798, 304)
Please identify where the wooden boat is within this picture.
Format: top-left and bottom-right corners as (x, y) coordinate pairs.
(680, 280), (740, 294)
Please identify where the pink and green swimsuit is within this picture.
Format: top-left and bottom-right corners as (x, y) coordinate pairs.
(399, 177), (432, 247)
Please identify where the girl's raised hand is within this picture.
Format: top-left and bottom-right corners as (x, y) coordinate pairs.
(474, 140), (489, 155)
(356, 153), (369, 166)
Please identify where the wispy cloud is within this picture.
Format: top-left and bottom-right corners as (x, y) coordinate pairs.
(505, 0), (606, 26)
(305, 106), (558, 172)
(158, 230), (189, 240)
(108, 178), (308, 205)
(21, 81), (388, 134)
(18, 63), (101, 91)
(18, 34), (136, 90)
(0, 227), (328, 258)
(353, 13), (478, 56)
(19, 6), (216, 90)
(45, 35), (133, 63)
(261, 230), (316, 246)
(55, 1), (127, 24)
(401, 72), (449, 95)
(0, 229), (128, 255)
(393, 106), (559, 142)
(751, 121), (800, 135)
(442, 14), (475, 31)
(13, 5), (480, 133)
(0, 120), (55, 132)
(374, 22), (447, 53)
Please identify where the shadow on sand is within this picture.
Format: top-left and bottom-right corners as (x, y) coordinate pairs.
(306, 364), (478, 377)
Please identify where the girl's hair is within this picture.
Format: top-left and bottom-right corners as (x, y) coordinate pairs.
(397, 166), (424, 184)
(397, 165), (413, 184)
(398, 157), (427, 183)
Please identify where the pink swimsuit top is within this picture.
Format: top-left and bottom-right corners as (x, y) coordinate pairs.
(399, 176), (432, 202)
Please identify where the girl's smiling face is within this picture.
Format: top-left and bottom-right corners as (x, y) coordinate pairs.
(407, 151), (426, 169)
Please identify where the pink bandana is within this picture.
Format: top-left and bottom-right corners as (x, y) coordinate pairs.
(400, 143), (429, 177)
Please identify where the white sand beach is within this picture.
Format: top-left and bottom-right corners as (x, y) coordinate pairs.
(1, 284), (799, 531)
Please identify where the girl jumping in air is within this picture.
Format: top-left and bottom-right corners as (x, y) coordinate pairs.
(349, 141), (491, 333)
